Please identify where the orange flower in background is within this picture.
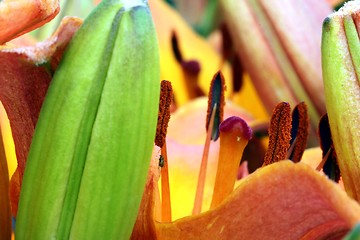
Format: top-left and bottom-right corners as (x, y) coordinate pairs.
(0, 0), (59, 44)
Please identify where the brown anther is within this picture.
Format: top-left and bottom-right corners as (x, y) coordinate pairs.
(171, 31), (204, 99)
(263, 102), (292, 165)
(171, 31), (183, 62)
(287, 102), (309, 162)
(220, 23), (233, 61)
(220, 23), (243, 94)
(155, 80), (173, 148)
(318, 114), (340, 182)
(318, 114), (332, 158)
(206, 71), (226, 141)
(232, 54), (244, 93)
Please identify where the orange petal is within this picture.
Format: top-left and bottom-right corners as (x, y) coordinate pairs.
(0, 17), (82, 70)
(0, 0), (60, 44)
(156, 161), (360, 239)
(131, 146), (161, 239)
(0, 17), (81, 216)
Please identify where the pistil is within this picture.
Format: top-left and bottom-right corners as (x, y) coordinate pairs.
(210, 116), (252, 209)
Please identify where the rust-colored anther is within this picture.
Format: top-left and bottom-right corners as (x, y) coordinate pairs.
(263, 102), (292, 165)
(318, 114), (340, 182)
(287, 102), (310, 162)
(155, 80), (173, 148)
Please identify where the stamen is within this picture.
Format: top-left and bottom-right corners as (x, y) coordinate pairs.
(316, 148), (331, 171)
(171, 32), (204, 99)
(192, 72), (226, 214)
(210, 116), (252, 209)
(155, 80), (173, 222)
(287, 102), (309, 162)
(161, 143), (172, 222)
(323, 155), (341, 183)
(318, 114), (332, 159)
(206, 71), (226, 141)
(219, 23), (243, 94)
(231, 54), (244, 93)
(192, 104), (217, 215)
(263, 102), (292, 165)
(155, 80), (173, 148)
(171, 31), (183, 62)
(220, 23), (233, 61)
(318, 114), (340, 182)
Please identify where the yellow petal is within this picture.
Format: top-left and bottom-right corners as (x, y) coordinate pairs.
(0, 122), (11, 240)
(149, 0), (233, 106)
(166, 97), (254, 220)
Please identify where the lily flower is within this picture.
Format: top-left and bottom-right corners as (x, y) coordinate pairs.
(130, 64), (360, 239)
(1, 0), (360, 239)
(131, 98), (360, 239)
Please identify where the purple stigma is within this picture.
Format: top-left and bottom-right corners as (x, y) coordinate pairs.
(219, 116), (253, 140)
